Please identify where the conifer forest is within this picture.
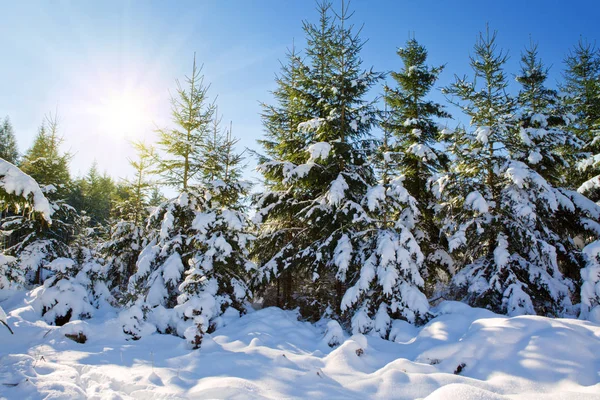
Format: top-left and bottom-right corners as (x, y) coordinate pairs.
(1, 2), (600, 399)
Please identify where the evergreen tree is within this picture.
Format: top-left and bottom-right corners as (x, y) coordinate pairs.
(0, 158), (52, 288)
(70, 162), (116, 227)
(177, 122), (254, 348)
(437, 29), (594, 316)
(560, 40), (600, 200)
(515, 42), (582, 186)
(4, 115), (77, 284)
(148, 186), (167, 208)
(150, 56), (216, 190)
(254, 2), (426, 333)
(19, 116), (71, 201)
(383, 37), (453, 296)
(101, 146), (153, 299)
(124, 59), (253, 347)
(253, 42), (314, 308)
(0, 117), (19, 164)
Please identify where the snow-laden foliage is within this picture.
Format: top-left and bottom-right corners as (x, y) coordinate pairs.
(581, 240), (600, 321)
(2, 197), (77, 285)
(253, 2), (388, 325)
(339, 175), (429, 335)
(437, 32), (598, 316)
(125, 184), (254, 347)
(30, 255), (110, 326)
(101, 220), (146, 300)
(0, 253), (21, 289)
(383, 38), (453, 297)
(0, 158), (52, 222)
(560, 40), (600, 202)
(254, 2), (428, 335)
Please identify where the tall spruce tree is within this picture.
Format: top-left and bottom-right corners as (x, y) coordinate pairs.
(515, 42), (582, 186)
(101, 146), (153, 299)
(151, 56), (216, 190)
(0, 117), (19, 164)
(383, 38), (453, 297)
(560, 40), (600, 200)
(3, 115), (77, 284)
(253, 43), (314, 308)
(437, 29), (595, 316)
(254, 2), (427, 333)
(124, 59), (253, 347)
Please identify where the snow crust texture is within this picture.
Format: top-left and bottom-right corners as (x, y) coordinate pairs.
(1, 292), (600, 400)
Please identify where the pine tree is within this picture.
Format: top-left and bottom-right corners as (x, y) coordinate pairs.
(253, 42), (314, 309)
(150, 56), (216, 191)
(437, 29), (590, 316)
(254, 2), (427, 333)
(383, 37), (453, 297)
(4, 115), (76, 284)
(101, 146), (153, 299)
(0, 117), (19, 164)
(177, 122), (254, 348)
(560, 40), (600, 200)
(124, 59), (253, 346)
(515, 42), (582, 186)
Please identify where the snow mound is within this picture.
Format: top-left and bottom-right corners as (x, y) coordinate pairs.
(1, 294), (600, 399)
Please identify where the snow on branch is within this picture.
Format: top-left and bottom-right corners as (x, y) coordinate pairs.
(0, 158), (52, 223)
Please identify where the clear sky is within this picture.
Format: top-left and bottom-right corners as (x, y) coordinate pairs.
(1, 0), (598, 184)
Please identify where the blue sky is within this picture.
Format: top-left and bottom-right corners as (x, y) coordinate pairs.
(0, 0), (598, 184)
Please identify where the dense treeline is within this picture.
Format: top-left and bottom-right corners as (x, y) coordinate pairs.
(1, 1), (600, 346)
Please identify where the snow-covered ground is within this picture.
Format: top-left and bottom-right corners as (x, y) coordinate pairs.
(1, 290), (600, 400)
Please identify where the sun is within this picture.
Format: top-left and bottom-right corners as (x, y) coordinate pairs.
(93, 89), (151, 139)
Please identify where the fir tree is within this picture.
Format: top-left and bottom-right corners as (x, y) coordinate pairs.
(437, 29), (593, 316)
(0, 117), (19, 164)
(4, 115), (77, 284)
(383, 37), (453, 296)
(253, 42), (314, 308)
(74, 162), (117, 227)
(515, 42), (582, 186)
(255, 2), (425, 333)
(19, 116), (71, 201)
(124, 59), (253, 347)
(101, 146), (153, 299)
(177, 122), (254, 348)
(150, 56), (216, 191)
(560, 40), (600, 200)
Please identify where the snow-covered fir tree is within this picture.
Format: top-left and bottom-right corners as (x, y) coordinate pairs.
(101, 146), (153, 300)
(254, 2), (428, 333)
(0, 116), (19, 164)
(252, 42), (315, 308)
(560, 40), (600, 201)
(0, 158), (52, 288)
(437, 29), (598, 316)
(2, 116), (78, 284)
(515, 42), (582, 186)
(382, 37), (453, 297)
(125, 61), (253, 347)
(340, 127), (429, 336)
(177, 122), (254, 348)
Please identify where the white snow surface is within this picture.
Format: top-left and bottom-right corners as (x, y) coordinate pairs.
(0, 159), (53, 222)
(1, 292), (600, 400)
